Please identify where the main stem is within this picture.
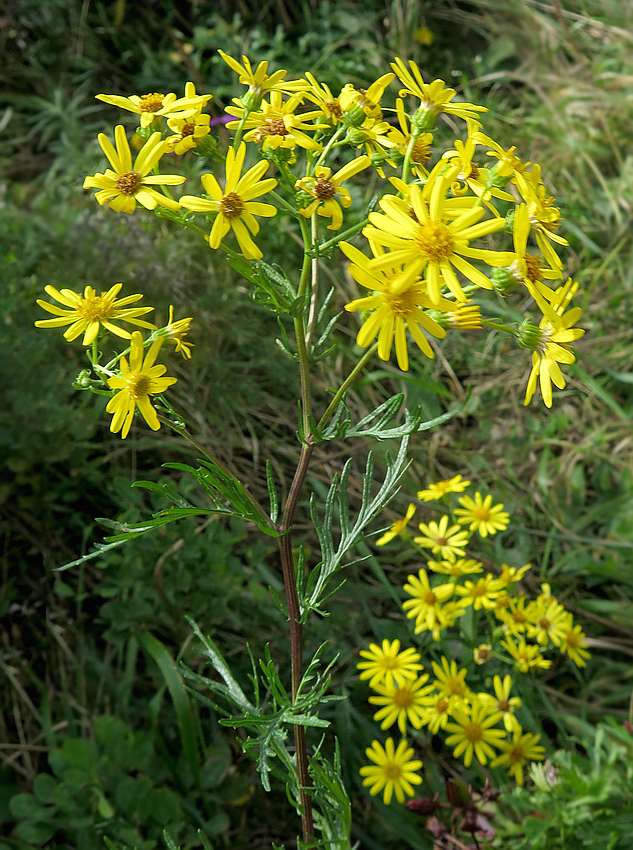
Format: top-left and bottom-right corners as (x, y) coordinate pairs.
(279, 441), (315, 844)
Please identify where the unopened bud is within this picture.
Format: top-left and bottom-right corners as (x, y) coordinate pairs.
(491, 266), (518, 294)
(74, 370), (92, 390)
(516, 317), (544, 351)
(412, 106), (436, 132)
(345, 127), (367, 147)
(241, 89), (262, 111)
(344, 104), (366, 127)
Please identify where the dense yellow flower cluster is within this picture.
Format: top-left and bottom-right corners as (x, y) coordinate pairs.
(358, 479), (591, 804)
(36, 54), (585, 437)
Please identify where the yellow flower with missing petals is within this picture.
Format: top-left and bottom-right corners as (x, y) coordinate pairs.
(218, 50), (307, 98)
(522, 278), (585, 408)
(35, 283), (155, 345)
(179, 143), (277, 259)
(387, 99), (433, 178)
(227, 92), (326, 152)
(376, 502), (416, 546)
(391, 57), (487, 125)
(360, 738), (423, 805)
(559, 621), (591, 667)
(501, 637), (552, 673)
(428, 558), (483, 578)
(491, 728), (545, 785)
(295, 155), (371, 230)
(431, 657), (471, 701)
(357, 640), (423, 689)
(417, 474), (470, 501)
(163, 306), (193, 359)
(339, 72), (395, 120)
(83, 126), (185, 213)
(96, 87), (210, 128)
(455, 574), (507, 610)
(454, 492), (510, 537)
(301, 73), (344, 124)
(402, 569), (455, 634)
(414, 515), (470, 563)
(421, 694), (458, 733)
(106, 332), (177, 439)
(479, 674), (521, 732)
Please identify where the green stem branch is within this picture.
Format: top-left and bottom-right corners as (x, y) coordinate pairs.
(317, 342), (378, 432)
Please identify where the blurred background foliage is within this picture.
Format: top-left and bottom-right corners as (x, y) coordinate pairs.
(1, 0), (632, 848)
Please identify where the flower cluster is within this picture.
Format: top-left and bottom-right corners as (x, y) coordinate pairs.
(358, 479), (591, 804)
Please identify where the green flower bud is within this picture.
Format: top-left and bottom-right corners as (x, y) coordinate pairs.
(345, 127), (367, 147)
(370, 150), (386, 168)
(242, 89), (261, 111)
(516, 317), (545, 351)
(344, 103), (366, 127)
(411, 106), (436, 132)
(491, 266), (518, 295)
(194, 134), (219, 159)
(74, 369), (92, 390)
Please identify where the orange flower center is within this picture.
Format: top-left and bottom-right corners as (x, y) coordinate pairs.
(140, 93), (166, 112)
(326, 100), (342, 118)
(447, 677), (466, 697)
(538, 617), (551, 631)
(436, 698), (449, 713)
(565, 631), (581, 649)
(498, 700), (510, 712)
(116, 171), (143, 195)
(181, 122), (196, 137)
(410, 136), (431, 164)
(127, 374), (152, 399)
(423, 591), (437, 605)
(416, 219), (455, 262)
(261, 117), (288, 137)
(508, 746), (525, 763)
(220, 192), (245, 220)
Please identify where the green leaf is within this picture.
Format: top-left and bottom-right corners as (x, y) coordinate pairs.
(138, 632), (202, 793)
(266, 459), (279, 524)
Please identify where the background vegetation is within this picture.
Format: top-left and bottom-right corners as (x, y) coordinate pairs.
(1, 0), (632, 848)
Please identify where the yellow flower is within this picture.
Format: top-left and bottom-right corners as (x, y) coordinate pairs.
(218, 50), (307, 98)
(559, 621), (591, 667)
(495, 596), (530, 635)
(431, 657), (471, 701)
(420, 694), (458, 733)
(499, 563), (532, 584)
(417, 474), (470, 501)
(295, 155), (370, 230)
(339, 73), (395, 121)
(501, 637), (552, 673)
(360, 738), (423, 805)
(479, 674), (522, 732)
(106, 332), (177, 439)
(455, 574), (507, 611)
(491, 728), (545, 785)
(515, 163), (569, 270)
(166, 112), (211, 155)
(525, 597), (570, 647)
(473, 644), (493, 665)
(83, 126), (185, 213)
(179, 143), (277, 260)
(376, 502), (416, 546)
(442, 124), (514, 203)
(428, 558), (483, 578)
(227, 92), (326, 152)
(402, 569), (455, 634)
(414, 515), (470, 562)
(415, 27), (434, 46)
(363, 166), (513, 305)
(96, 87), (210, 128)
(369, 675), (434, 733)
(301, 73), (344, 124)
(454, 492), (510, 537)
(522, 278), (585, 408)
(357, 639), (423, 689)
(391, 57), (487, 125)
(345, 117), (397, 176)
(473, 130), (529, 180)
(340, 241), (448, 370)
(444, 696), (506, 767)
(35, 283), (155, 345)
(163, 305), (193, 359)
(503, 204), (563, 296)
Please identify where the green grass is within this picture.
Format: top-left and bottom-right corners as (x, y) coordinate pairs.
(2, 1), (633, 848)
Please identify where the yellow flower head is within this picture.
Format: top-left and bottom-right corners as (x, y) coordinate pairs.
(491, 728), (545, 785)
(387, 99), (433, 178)
(359, 738), (423, 805)
(478, 674), (522, 732)
(35, 283), (155, 346)
(227, 91), (326, 152)
(301, 73), (344, 124)
(83, 125), (185, 213)
(96, 86), (211, 128)
(391, 57), (487, 126)
(218, 50), (307, 101)
(162, 305), (194, 359)
(340, 241), (448, 371)
(414, 515), (470, 563)
(454, 492), (510, 537)
(339, 72), (395, 121)
(402, 568), (455, 634)
(295, 155), (370, 230)
(417, 474), (470, 501)
(166, 112), (211, 155)
(357, 639), (423, 690)
(455, 574), (507, 611)
(444, 696), (506, 767)
(431, 657), (471, 701)
(363, 165), (513, 305)
(369, 675), (434, 733)
(106, 332), (177, 439)
(522, 278), (585, 408)
(559, 621), (591, 667)
(179, 143), (277, 260)
(501, 636), (552, 673)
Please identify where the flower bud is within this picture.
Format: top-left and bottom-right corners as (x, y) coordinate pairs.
(516, 317), (545, 351)
(412, 106), (436, 132)
(344, 103), (366, 127)
(194, 134), (219, 158)
(345, 127), (367, 147)
(241, 89), (262, 111)
(74, 370), (92, 390)
(487, 161), (513, 188)
(491, 266), (518, 295)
